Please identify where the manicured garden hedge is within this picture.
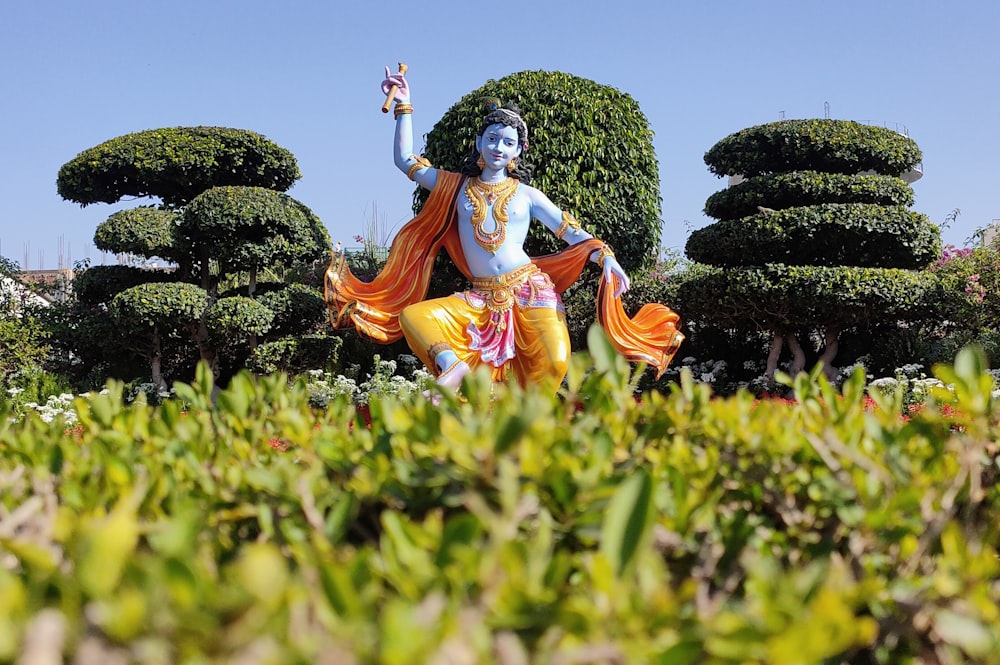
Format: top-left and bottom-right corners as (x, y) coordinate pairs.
(57, 127), (300, 207)
(678, 264), (942, 329)
(685, 204), (940, 269)
(704, 120), (922, 178)
(1, 333), (998, 663)
(704, 171), (914, 221)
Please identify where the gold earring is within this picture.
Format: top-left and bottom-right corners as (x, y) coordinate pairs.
(507, 158), (517, 173)
(477, 156), (485, 169)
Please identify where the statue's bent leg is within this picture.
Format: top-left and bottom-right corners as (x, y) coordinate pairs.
(513, 307), (571, 390)
(400, 296), (475, 376)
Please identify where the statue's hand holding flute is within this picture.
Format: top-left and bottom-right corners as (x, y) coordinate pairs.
(381, 62), (409, 112)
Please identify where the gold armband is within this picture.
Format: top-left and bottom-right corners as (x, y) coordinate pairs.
(393, 102), (413, 118)
(595, 244), (616, 265)
(406, 155), (432, 181)
(555, 210), (581, 239)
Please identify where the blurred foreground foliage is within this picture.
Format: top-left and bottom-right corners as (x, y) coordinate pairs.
(1, 330), (998, 664)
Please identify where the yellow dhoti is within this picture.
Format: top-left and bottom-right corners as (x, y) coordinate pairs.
(399, 263), (570, 388)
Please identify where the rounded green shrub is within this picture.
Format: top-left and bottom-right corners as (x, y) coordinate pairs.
(704, 171), (914, 221)
(206, 296), (274, 340)
(686, 204), (940, 269)
(57, 127), (301, 207)
(94, 206), (181, 259)
(182, 186), (330, 270)
(254, 283), (327, 337)
(677, 264), (942, 330)
(73, 265), (178, 306)
(704, 120), (922, 178)
(110, 281), (208, 331)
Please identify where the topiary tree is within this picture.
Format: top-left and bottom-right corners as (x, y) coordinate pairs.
(419, 70), (663, 274)
(57, 127), (335, 387)
(679, 119), (941, 380)
(110, 282), (207, 392)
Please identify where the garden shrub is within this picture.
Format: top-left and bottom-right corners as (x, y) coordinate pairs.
(57, 126), (300, 206)
(1, 334), (997, 663)
(688, 119), (936, 381)
(704, 171), (915, 221)
(703, 119), (923, 178)
(686, 203), (939, 269)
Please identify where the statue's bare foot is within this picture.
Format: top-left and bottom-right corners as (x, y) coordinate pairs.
(437, 360), (470, 390)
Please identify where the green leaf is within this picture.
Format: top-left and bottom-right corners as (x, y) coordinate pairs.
(600, 467), (653, 576)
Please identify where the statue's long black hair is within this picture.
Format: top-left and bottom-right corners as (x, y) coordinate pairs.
(459, 101), (533, 184)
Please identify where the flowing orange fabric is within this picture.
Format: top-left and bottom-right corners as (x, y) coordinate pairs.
(325, 172), (465, 342)
(325, 171), (685, 376)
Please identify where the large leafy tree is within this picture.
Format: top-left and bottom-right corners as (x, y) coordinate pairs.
(679, 120), (941, 379)
(56, 126), (333, 386)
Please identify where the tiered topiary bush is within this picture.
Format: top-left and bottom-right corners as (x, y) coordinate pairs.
(55, 127), (337, 389)
(679, 120), (942, 380)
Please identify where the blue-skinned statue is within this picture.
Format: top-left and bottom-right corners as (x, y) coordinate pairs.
(326, 65), (684, 393)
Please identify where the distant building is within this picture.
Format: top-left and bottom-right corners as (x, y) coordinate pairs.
(983, 220), (1000, 247)
(1, 275), (51, 314)
(21, 268), (75, 303)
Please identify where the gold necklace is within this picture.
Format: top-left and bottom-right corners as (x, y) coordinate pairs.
(464, 177), (518, 253)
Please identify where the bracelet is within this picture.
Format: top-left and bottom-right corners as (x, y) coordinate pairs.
(555, 211), (581, 239)
(595, 243), (615, 265)
(406, 155), (432, 181)
(393, 102), (413, 118)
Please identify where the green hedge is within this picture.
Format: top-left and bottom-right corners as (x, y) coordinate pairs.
(94, 207), (181, 259)
(686, 204), (941, 269)
(704, 120), (922, 178)
(677, 264), (942, 330)
(72, 265), (179, 306)
(182, 186), (330, 270)
(245, 334), (343, 375)
(57, 127), (301, 207)
(704, 171), (914, 221)
(1, 336), (998, 663)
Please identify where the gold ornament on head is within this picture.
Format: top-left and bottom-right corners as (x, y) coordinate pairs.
(482, 97), (528, 136)
(465, 176), (519, 253)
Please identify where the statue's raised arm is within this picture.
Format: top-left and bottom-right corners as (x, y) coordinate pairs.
(382, 65), (436, 190)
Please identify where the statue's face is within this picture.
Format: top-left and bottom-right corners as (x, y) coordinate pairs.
(475, 123), (521, 171)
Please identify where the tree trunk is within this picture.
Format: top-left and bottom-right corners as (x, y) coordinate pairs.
(199, 245), (212, 293)
(248, 264), (258, 349)
(150, 328), (167, 393)
(816, 325), (841, 380)
(765, 332), (785, 381)
(787, 334), (807, 376)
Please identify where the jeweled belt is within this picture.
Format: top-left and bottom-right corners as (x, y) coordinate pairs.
(469, 263), (541, 314)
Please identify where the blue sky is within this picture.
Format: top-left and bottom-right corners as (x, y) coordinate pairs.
(2, 1), (998, 270)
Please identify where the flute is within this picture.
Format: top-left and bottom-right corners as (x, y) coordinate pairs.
(381, 62), (409, 113)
